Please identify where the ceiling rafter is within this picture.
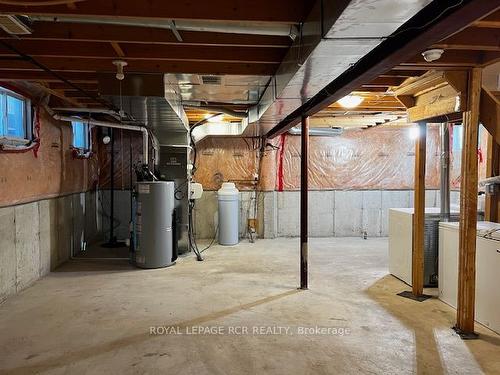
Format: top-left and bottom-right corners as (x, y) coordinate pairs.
(0, 0), (313, 23)
(0, 22), (292, 48)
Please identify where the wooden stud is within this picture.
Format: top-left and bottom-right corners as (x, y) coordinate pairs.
(412, 121), (427, 296)
(455, 68), (482, 335)
(480, 88), (500, 144)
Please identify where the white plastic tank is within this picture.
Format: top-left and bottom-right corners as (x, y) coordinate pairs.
(218, 182), (239, 245)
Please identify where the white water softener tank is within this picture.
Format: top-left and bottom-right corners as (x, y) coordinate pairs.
(218, 182), (239, 245)
(134, 181), (176, 268)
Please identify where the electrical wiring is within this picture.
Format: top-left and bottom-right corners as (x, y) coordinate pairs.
(384, 0), (465, 40)
(187, 199), (204, 261)
(174, 179), (189, 200)
(200, 225), (219, 254)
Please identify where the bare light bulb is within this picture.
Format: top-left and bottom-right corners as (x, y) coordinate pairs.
(112, 60), (128, 81)
(337, 95), (364, 109)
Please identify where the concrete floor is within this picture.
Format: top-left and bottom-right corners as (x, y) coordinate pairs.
(0, 238), (499, 375)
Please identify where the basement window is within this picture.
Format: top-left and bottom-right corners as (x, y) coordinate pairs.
(71, 120), (90, 150)
(0, 87), (32, 144)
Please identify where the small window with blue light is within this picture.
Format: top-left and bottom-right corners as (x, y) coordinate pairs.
(71, 120), (89, 150)
(0, 87), (31, 142)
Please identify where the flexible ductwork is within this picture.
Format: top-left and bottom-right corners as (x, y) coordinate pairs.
(29, 15), (297, 37)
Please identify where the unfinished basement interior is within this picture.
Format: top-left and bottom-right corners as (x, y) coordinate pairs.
(1, 1), (500, 374)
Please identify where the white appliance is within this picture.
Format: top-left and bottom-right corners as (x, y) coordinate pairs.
(439, 221), (500, 334)
(388, 207), (459, 286)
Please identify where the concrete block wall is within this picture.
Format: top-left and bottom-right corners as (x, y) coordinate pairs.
(193, 189), (453, 239)
(0, 191), (98, 303)
(193, 191), (259, 240)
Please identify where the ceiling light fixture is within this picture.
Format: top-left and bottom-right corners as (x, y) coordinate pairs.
(337, 95), (364, 109)
(112, 60), (128, 80)
(422, 49), (444, 62)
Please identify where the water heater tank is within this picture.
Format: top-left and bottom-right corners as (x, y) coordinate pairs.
(134, 181), (176, 268)
(218, 182), (239, 245)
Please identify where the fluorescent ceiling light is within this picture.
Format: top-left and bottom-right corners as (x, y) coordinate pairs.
(337, 95), (364, 109)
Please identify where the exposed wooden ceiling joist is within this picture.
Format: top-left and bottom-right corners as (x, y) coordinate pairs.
(401, 50), (500, 68)
(0, 22), (292, 48)
(474, 9), (500, 28)
(0, 0), (313, 23)
(0, 70), (99, 82)
(0, 58), (278, 75)
(0, 40), (286, 63)
(434, 27), (500, 51)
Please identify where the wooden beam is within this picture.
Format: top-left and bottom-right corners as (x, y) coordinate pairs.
(381, 70), (424, 78)
(0, 70), (99, 82)
(480, 88), (500, 144)
(0, 0), (312, 23)
(2, 22), (291, 48)
(434, 27), (500, 51)
(34, 84), (83, 107)
(365, 76), (406, 87)
(412, 121), (426, 296)
(110, 42), (125, 58)
(49, 82), (99, 90)
(407, 96), (460, 122)
(484, 134), (500, 222)
(455, 68), (482, 336)
(0, 40), (286, 63)
(474, 10), (500, 28)
(0, 58), (278, 75)
(402, 50), (486, 67)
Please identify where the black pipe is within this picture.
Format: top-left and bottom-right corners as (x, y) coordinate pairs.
(102, 128), (125, 248)
(300, 116), (309, 290)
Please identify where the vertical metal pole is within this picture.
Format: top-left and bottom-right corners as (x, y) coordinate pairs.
(440, 123), (450, 222)
(300, 116), (309, 290)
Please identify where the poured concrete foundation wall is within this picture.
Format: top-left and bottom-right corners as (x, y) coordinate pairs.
(193, 190), (462, 239)
(98, 190), (132, 241)
(0, 191), (98, 303)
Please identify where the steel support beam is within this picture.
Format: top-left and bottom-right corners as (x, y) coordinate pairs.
(300, 116), (309, 290)
(266, 0), (500, 138)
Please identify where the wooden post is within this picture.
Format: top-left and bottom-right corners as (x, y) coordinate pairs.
(484, 133), (500, 222)
(412, 121), (427, 296)
(455, 68), (482, 337)
(300, 116), (309, 290)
